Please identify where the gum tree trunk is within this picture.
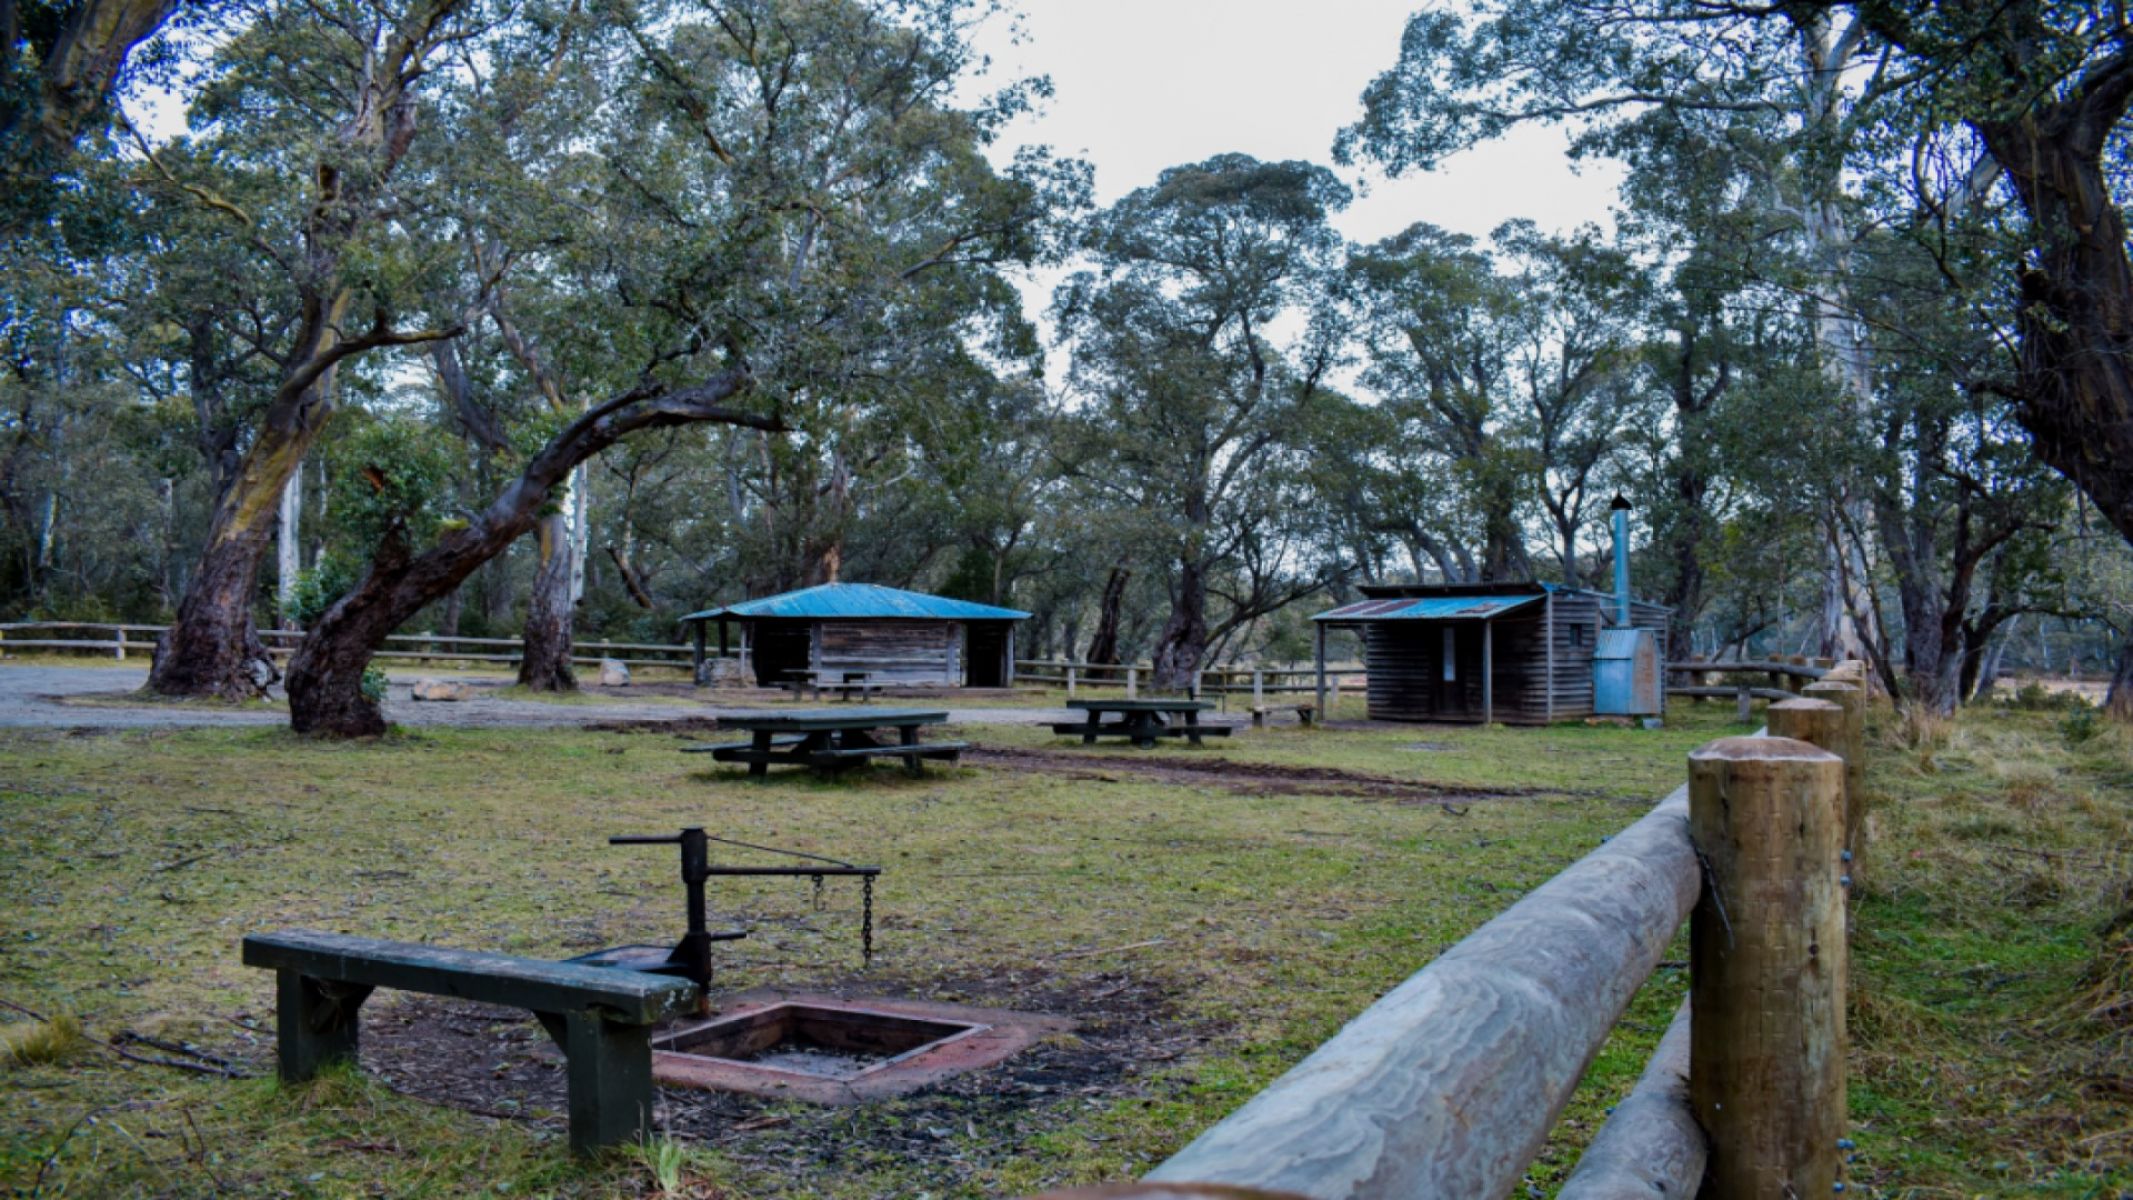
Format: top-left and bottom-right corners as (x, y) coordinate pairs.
(2107, 637), (2133, 721)
(1085, 566), (1129, 665)
(516, 511), (576, 690)
(1150, 557), (1208, 691)
(286, 371), (769, 736)
(1974, 74), (2133, 551)
(146, 0), (458, 698)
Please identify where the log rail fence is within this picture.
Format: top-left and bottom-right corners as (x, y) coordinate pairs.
(0, 621), (704, 672)
(1030, 660), (1872, 1200)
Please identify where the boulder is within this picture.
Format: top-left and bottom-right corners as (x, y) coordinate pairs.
(411, 678), (474, 702)
(699, 657), (751, 689)
(598, 658), (631, 687)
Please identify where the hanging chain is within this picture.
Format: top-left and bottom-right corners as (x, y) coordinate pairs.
(811, 872), (824, 911)
(860, 874), (875, 969)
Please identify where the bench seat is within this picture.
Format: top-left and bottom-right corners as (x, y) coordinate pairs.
(681, 735), (807, 754)
(1047, 722), (1231, 738)
(243, 929), (697, 1156)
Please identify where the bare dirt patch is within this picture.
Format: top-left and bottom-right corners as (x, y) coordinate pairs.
(330, 967), (1198, 1193)
(963, 744), (1535, 802)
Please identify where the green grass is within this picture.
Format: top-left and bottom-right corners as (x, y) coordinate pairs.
(0, 699), (2124, 1197)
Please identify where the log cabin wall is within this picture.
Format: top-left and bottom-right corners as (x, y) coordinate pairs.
(814, 619), (961, 685)
(1347, 586), (1671, 726)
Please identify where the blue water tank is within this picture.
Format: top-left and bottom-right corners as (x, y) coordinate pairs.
(1594, 627), (1661, 716)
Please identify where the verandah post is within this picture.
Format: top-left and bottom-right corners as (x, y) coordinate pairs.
(1688, 736), (1848, 1198)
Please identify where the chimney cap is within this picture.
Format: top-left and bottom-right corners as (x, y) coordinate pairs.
(1609, 493), (1633, 512)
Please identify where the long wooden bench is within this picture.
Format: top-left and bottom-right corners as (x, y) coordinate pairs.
(1047, 722), (1233, 740)
(681, 735), (807, 754)
(808, 740), (969, 775)
(242, 929), (699, 1156)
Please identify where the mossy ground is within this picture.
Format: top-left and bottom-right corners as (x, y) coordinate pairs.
(0, 693), (2125, 1198)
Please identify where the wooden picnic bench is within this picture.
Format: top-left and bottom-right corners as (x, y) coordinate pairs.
(242, 929), (698, 1156)
(690, 708), (966, 777)
(1051, 698), (1231, 749)
(780, 670), (883, 702)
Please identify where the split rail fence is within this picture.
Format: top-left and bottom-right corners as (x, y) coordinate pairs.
(1028, 661), (1873, 1200)
(0, 622), (698, 672)
(1013, 659), (1366, 706)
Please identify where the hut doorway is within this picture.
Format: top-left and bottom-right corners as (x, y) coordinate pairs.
(751, 621), (813, 687)
(964, 623), (1008, 688)
(1433, 624), (1477, 718)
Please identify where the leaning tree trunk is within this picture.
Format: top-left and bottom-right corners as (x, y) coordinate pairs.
(1150, 559), (1209, 692)
(286, 369), (766, 736)
(1085, 566), (1130, 665)
(1975, 106), (2133, 552)
(147, 404), (329, 697)
(515, 510), (576, 691)
(2107, 634), (2133, 722)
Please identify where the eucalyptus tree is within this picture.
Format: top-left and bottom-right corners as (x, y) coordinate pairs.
(0, 0), (176, 228)
(280, 0), (1077, 735)
(1346, 223), (1537, 584)
(1338, 0), (1918, 660)
(1054, 153), (1347, 690)
(1853, 5), (2133, 576)
(137, 0), (471, 700)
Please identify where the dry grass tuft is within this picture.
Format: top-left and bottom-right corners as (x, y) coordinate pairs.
(2, 1013), (88, 1066)
(2077, 908), (2133, 1033)
(1885, 702), (1955, 772)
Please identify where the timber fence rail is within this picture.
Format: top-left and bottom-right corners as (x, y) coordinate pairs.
(1029, 661), (1871, 1200)
(0, 622), (709, 671)
(1014, 659), (1366, 704)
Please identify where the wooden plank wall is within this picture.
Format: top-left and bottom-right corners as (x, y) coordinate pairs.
(816, 620), (960, 685)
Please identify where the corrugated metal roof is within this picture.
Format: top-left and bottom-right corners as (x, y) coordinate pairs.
(681, 582), (1030, 623)
(1312, 593), (1544, 622)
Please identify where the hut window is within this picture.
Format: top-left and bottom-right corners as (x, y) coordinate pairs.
(1441, 627), (1457, 681)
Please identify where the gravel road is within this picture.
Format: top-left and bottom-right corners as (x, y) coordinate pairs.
(0, 664), (1197, 731)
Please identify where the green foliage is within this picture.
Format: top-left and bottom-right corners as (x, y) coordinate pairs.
(286, 554), (362, 628)
(359, 665), (388, 703)
(2058, 704), (2101, 748)
(324, 417), (462, 556)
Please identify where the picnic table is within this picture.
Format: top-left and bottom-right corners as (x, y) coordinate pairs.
(685, 708), (965, 777)
(1050, 698), (1231, 749)
(781, 669), (883, 702)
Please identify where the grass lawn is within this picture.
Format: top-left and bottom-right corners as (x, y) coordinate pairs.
(0, 698), (2126, 1198)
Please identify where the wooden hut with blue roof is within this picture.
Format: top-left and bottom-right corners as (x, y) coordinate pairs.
(680, 583), (1029, 689)
(1309, 501), (1669, 724)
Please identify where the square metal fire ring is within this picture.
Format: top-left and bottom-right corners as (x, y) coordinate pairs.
(652, 989), (1074, 1104)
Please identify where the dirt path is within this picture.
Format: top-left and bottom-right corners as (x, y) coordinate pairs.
(0, 664), (1229, 732)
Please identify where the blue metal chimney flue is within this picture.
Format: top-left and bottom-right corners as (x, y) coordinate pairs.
(1609, 494), (1632, 627)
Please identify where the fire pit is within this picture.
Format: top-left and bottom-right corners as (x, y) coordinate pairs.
(653, 990), (1073, 1103)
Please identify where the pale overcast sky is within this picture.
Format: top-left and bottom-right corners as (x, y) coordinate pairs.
(971, 0), (1622, 245)
(967, 0), (1623, 344)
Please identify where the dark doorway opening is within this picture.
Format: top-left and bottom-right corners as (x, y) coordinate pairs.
(965, 622), (1007, 687)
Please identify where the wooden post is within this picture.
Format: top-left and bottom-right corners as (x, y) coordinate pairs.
(1252, 669), (1264, 711)
(1801, 678), (1866, 886)
(1066, 665), (1078, 698)
(115, 626), (126, 661)
(1313, 623), (1327, 716)
(1126, 666), (1139, 699)
(1543, 592), (1555, 722)
(1768, 698), (1845, 760)
(1736, 684), (1752, 724)
(690, 623), (707, 686)
(1688, 736), (1847, 1200)
(1481, 620), (1494, 725)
